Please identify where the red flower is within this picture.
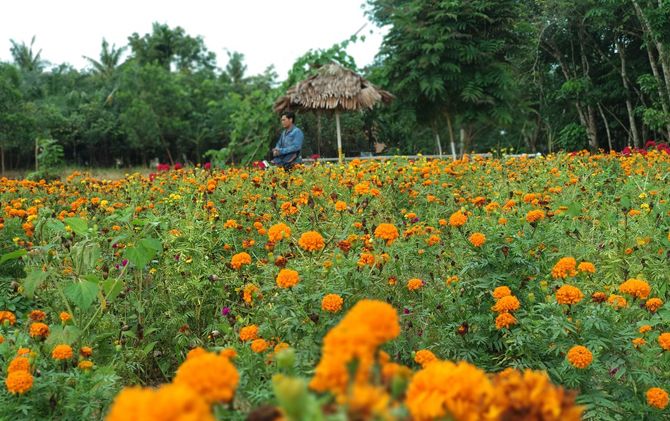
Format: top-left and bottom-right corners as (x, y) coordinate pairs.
(174, 162), (183, 170)
(621, 146), (631, 156)
(203, 162), (212, 170)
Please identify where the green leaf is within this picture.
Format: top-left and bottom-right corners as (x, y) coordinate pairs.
(64, 217), (89, 236)
(23, 270), (48, 298)
(142, 341), (158, 356)
(64, 278), (100, 310)
(45, 325), (81, 347)
(139, 238), (162, 252)
(0, 249), (26, 266)
(102, 279), (124, 302)
(565, 202), (582, 217)
(125, 237), (162, 268)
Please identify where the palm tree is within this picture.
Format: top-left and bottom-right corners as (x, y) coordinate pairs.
(83, 39), (127, 79)
(10, 36), (44, 72)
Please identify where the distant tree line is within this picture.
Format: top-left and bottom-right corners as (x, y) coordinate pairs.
(1, 0), (669, 172)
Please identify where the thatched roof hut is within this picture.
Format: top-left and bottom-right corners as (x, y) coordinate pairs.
(274, 62), (394, 113)
(274, 63), (394, 162)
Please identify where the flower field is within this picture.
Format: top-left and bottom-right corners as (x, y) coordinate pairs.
(1, 151), (669, 420)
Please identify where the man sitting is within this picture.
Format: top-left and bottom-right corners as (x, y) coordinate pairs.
(271, 111), (304, 169)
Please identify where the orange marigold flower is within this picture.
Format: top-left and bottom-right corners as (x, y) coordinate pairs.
(106, 384), (214, 421)
(276, 268), (299, 289)
(322, 294), (343, 313)
(5, 370), (33, 395)
(59, 312), (72, 323)
(551, 257), (577, 279)
(80, 346), (93, 357)
(0, 335), (3, 344)
(78, 360), (94, 370)
(230, 252), (252, 270)
(220, 348), (237, 359)
(591, 291), (606, 303)
(492, 286), (512, 300)
(566, 345), (593, 369)
(186, 347), (208, 360)
(526, 210), (545, 223)
(632, 338), (646, 348)
(29, 309), (46, 321)
(607, 294), (627, 309)
(29, 322), (49, 338)
(8, 357), (31, 373)
(242, 283), (260, 304)
(239, 325), (259, 342)
(577, 261), (596, 274)
(646, 387), (669, 410)
(639, 325), (652, 334)
(405, 360), (494, 421)
(250, 338), (269, 353)
(374, 223), (399, 244)
(52, 344), (73, 360)
(0, 310), (16, 326)
(659, 333), (670, 351)
(555, 285), (584, 305)
(335, 201), (347, 211)
(646, 298), (663, 312)
(414, 349), (438, 368)
(469, 232), (486, 247)
(16, 347), (31, 357)
(495, 313), (517, 330)
(274, 342), (289, 354)
(619, 278), (651, 299)
(407, 278), (423, 291)
(267, 223), (291, 242)
(492, 295), (521, 313)
(448, 210), (467, 227)
(173, 352), (239, 404)
(298, 231), (325, 252)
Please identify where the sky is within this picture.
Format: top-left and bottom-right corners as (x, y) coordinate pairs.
(0, 0), (386, 80)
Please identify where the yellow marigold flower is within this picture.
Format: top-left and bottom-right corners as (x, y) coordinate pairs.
(407, 278), (423, 291)
(414, 349), (438, 368)
(495, 313), (517, 330)
(577, 261), (596, 274)
(491, 368), (583, 421)
(239, 325), (259, 342)
(469, 232), (486, 247)
(29, 309), (46, 321)
(267, 223), (291, 242)
(448, 210), (467, 227)
(250, 338), (269, 353)
(526, 210), (545, 223)
(555, 285), (584, 305)
(646, 387), (669, 410)
(646, 298), (663, 312)
(29, 322), (49, 338)
(52, 344), (73, 360)
(619, 278), (651, 299)
(567, 345), (593, 369)
(5, 370), (33, 395)
(173, 352), (239, 404)
(659, 333), (670, 351)
(639, 325), (652, 334)
(59, 312), (72, 323)
(492, 286), (512, 300)
(298, 231), (325, 252)
(374, 223), (399, 244)
(335, 201), (347, 211)
(8, 357), (30, 373)
(551, 257), (577, 279)
(0, 310), (16, 326)
(405, 360), (494, 421)
(78, 360), (94, 370)
(321, 294), (343, 313)
(607, 294), (627, 309)
(492, 295), (520, 313)
(276, 268), (299, 289)
(632, 338), (646, 348)
(230, 252), (252, 270)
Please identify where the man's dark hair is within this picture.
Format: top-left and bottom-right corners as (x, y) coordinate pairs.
(281, 111), (296, 123)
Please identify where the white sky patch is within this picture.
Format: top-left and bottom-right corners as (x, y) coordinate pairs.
(0, 0), (386, 79)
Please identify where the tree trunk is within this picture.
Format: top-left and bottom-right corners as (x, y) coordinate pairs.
(615, 37), (641, 148)
(597, 103), (613, 151)
(1, 145), (4, 175)
(443, 112), (457, 159)
(586, 105), (599, 151)
(317, 111), (322, 156)
(431, 122), (443, 156)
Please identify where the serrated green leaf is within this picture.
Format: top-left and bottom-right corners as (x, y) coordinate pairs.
(64, 217), (89, 236)
(64, 279), (99, 310)
(23, 270), (48, 298)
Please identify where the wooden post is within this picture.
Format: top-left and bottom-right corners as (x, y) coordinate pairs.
(336, 111), (343, 163)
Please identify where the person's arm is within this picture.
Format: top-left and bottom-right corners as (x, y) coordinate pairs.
(276, 129), (303, 155)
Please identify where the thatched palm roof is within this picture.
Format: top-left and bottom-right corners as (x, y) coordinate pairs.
(274, 62), (394, 113)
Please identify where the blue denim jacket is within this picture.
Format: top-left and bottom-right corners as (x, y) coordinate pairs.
(275, 126), (304, 157)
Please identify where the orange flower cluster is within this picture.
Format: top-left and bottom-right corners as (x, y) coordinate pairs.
(607, 294), (627, 309)
(619, 278), (651, 299)
(448, 210), (467, 227)
(310, 300), (400, 396)
(321, 294), (343, 313)
(52, 344), (73, 360)
(242, 283), (260, 304)
(567, 345), (593, 369)
(407, 278), (423, 291)
(645, 298), (663, 312)
(414, 349), (438, 368)
(469, 232), (486, 247)
(646, 387), (669, 410)
(298, 231), (325, 252)
(492, 295), (520, 314)
(230, 252), (251, 270)
(28, 309), (46, 321)
(0, 310), (16, 326)
(267, 223), (291, 242)
(374, 223), (399, 244)
(29, 322), (49, 338)
(172, 350), (239, 404)
(525, 209), (545, 224)
(239, 325), (259, 342)
(577, 261), (596, 274)
(250, 339), (269, 353)
(276, 269), (299, 289)
(106, 384), (214, 421)
(551, 257), (577, 279)
(659, 333), (670, 351)
(555, 285), (584, 305)
(492, 286), (511, 300)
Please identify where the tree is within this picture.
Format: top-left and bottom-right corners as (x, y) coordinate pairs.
(10, 36), (45, 73)
(83, 39), (127, 79)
